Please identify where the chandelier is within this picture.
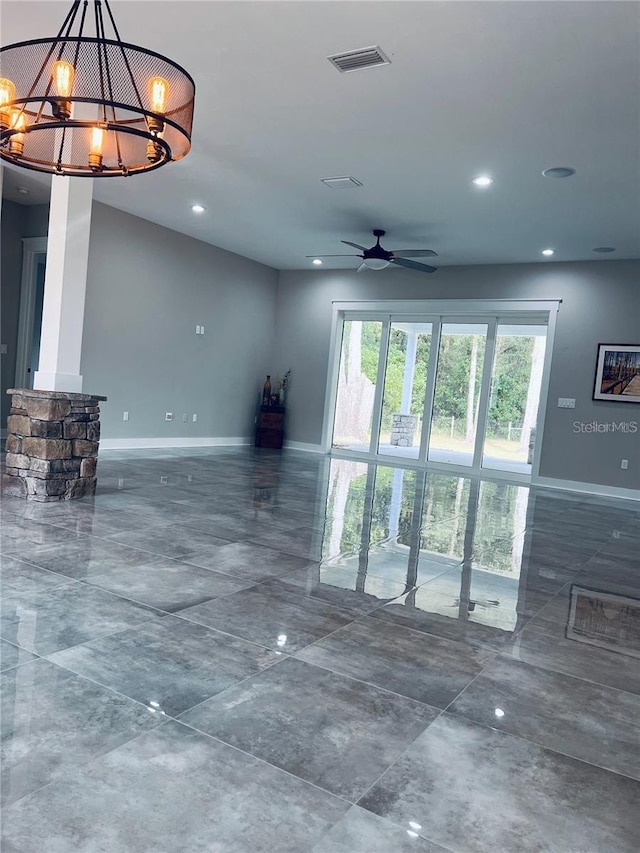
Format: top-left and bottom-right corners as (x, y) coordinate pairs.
(0, 0), (195, 177)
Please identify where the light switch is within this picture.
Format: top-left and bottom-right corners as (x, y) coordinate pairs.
(0, 344), (7, 355)
(557, 398), (576, 408)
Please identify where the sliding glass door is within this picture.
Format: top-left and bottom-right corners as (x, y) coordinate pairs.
(332, 319), (383, 453)
(482, 324), (547, 473)
(330, 310), (550, 477)
(378, 322), (432, 461)
(427, 324), (488, 467)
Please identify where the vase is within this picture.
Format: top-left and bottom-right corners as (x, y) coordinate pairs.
(262, 375), (271, 406)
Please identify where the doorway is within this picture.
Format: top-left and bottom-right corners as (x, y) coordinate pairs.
(326, 301), (557, 479)
(15, 238), (47, 390)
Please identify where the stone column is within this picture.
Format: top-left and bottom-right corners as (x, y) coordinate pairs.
(4, 389), (107, 501)
(391, 413), (419, 447)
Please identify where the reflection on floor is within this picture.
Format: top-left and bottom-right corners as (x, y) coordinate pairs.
(342, 444), (532, 475)
(2, 449), (639, 851)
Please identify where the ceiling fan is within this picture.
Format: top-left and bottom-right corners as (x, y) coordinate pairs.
(308, 229), (438, 273)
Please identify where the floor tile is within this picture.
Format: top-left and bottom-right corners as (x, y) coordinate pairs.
(0, 639), (37, 673)
(263, 564), (412, 617)
(49, 615), (280, 716)
(1, 583), (160, 656)
(1, 519), (87, 555)
(11, 539), (165, 580)
(1, 720), (348, 852)
(182, 540), (313, 581)
(179, 582), (356, 653)
(371, 587), (523, 652)
(312, 805), (448, 852)
(85, 558), (251, 612)
(507, 612), (640, 695)
(0, 555), (74, 596)
(106, 524), (233, 559)
(1, 658), (158, 805)
(247, 526), (322, 560)
(359, 714), (640, 853)
(297, 617), (493, 708)
(449, 655), (640, 779)
(180, 657), (438, 800)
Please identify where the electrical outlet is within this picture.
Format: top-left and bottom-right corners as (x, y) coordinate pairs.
(200, 325), (205, 335)
(123, 411), (129, 421)
(557, 398), (576, 409)
(165, 412), (173, 421)
(195, 325), (200, 334)
(160, 475), (169, 484)
(192, 413), (198, 422)
(621, 459), (629, 470)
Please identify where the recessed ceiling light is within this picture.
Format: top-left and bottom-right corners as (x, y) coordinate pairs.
(542, 167), (575, 178)
(312, 258), (323, 265)
(541, 248), (554, 256)
(472, 175), (493, 187)
(593, 246), (616, 253)
(191, 204), (206, 213)
(16, 186), (30, 195)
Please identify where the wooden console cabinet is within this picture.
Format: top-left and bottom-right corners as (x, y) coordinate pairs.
(255, 405), (285, 449)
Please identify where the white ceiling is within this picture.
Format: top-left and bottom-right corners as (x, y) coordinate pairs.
(2, 1), (639, 270)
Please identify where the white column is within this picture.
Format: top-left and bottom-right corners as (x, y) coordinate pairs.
(33, 175), (93, 393)
(400, 330), (418, 414)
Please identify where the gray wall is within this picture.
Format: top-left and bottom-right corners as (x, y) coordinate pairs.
(82, 203), (278, 440)
(0, 201), (49, 425)
(273, 262), (640, 491)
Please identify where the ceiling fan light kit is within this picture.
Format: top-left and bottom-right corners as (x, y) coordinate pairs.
(310, 229), (438, 274)
(0, 0), (195, 177)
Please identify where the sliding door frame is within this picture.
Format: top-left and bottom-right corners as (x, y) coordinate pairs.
(322, 299), (561, 481)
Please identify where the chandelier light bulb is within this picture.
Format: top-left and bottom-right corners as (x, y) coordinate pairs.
(148, 76), (169, 135)
(0, 78), (16, 129)
(9, 109), (25, 157)
(51, 60), (74, 120)
(150, 77), (169, 113)
(53, 60), (74, 97)
(88, 125), (105, 170)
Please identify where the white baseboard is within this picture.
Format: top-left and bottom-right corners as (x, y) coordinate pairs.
(533, 475), (640, 502)
(285, 441), (325, 454)
(100, 436), (251, 450)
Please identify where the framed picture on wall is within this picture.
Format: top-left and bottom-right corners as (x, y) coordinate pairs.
(593, 344), (640, 403)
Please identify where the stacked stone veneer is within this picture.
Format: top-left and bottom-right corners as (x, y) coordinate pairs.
(4, 389), (107, 502)
(390, 413), (419, 447)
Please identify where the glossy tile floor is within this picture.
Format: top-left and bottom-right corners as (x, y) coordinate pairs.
(1, 449), (639, 852)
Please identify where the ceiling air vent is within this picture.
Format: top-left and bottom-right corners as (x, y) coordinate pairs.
(321, 176), (363, 189)
(327, 46), (390, 73)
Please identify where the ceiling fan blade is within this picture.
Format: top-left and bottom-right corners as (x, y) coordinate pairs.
(304, 254), (362, 257)
(357, 263), (368, 273)
(341, 240), (368, 251)
(390, 249), (438, 258)
(391, 257), (438, 274)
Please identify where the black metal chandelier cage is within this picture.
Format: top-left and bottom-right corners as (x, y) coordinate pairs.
(0, 0), (195, 177)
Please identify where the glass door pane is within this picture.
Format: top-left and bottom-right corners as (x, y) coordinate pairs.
(428, 324), (488, 466)
(482, 324), (547, 474)
(332, 319), (383, 452)
(378, 323), (432, 460)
